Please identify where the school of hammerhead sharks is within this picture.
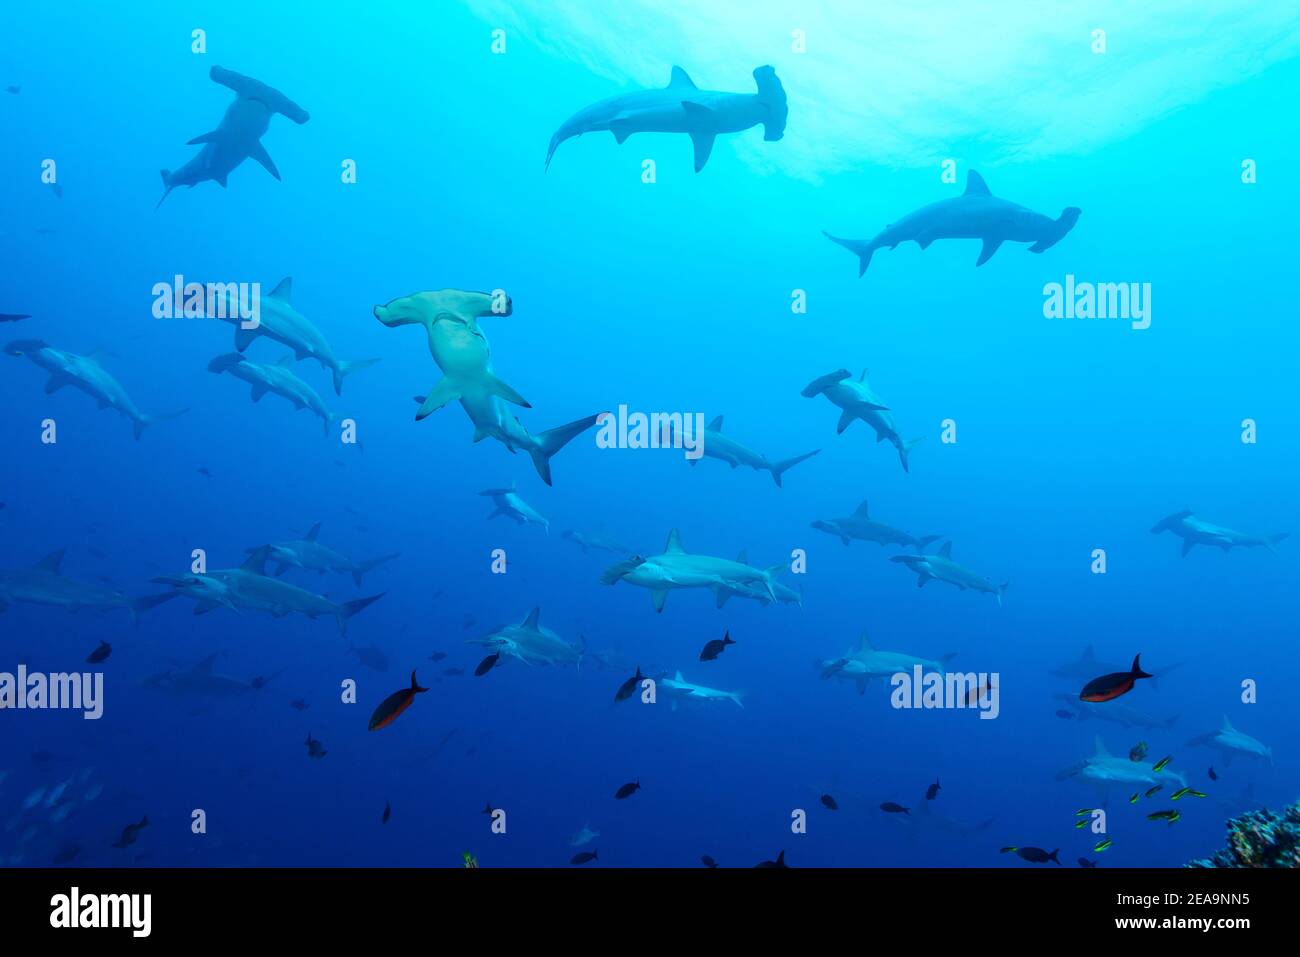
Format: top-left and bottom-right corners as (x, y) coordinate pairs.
(2, 58), (1287, 868)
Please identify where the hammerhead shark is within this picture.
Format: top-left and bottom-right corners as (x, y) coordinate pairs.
(374, 289), (601, 485)
(682, 415), (819, 487)
(1187, 715), (1273, 766)
(891, 542), (1009, 605)
(1150, 509), (1288, 557)
(158, 66), (309, 207)
(824, 170), (1080, 276)
(5, 340), (188, 439)
(801, 369), (921, 472)
(481, 483), (549, 532)
(819, 632), (951, 695)
(208, 353), (336, 433)
(246, 523), (399, 586)
(467, 608), (584, 668)
(661, 671), (745, 709)
(546, 65), (787, 172)
(210, 278), (379, 395)
(562, 527), (636, 555)
(601, 530), (781, 612)
(1057, 736), (1186, 797)
(812, 499), (940, 550)
(0, 550), (172, 623)
(142, 653), (258, 699)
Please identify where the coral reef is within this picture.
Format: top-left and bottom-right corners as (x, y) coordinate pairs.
(1188, 801), (1300, 868)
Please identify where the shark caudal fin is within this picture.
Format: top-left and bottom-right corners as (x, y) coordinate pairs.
(132, 408), (190, 441)
(129, 591), (179, 625)
(352, 553), (401, 588)
(1028, 207), (1082, 254)
(1266, 533), (1289, 552)
(336, 593), (385, 635)
(897, 436), (923, 473)
(209, 66), (310, 124)
(527, 413), (603, 486)
(916, 535), (943, 551)
(753, 66), (787, 142)
(823, 232), (876, 277)
(996, 582), (1010, 607)
(768, 449), (820, 487)
(331, 358), (381, 396)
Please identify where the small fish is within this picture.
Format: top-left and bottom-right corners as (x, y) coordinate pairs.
(474, 653), (500, 677)
(1171, 787), (1192, 801)
(820, 794), (838, 810)
(1152, 756), (1172, 773)
(1079, 653), (1152, 702)
(755, 850), (788, 869)
(1010, 846), (1060, 865)
(1208, 766), (1218, 781)
(614, 780), (641, 800)
(1093, 838), (1113, 852)
(879, 802), (909, 815)
(1055, 710), (1075, 720)
(112, 815), (149, 848)
(570, 849), (598, 865)
(699, 630), (736, 662)
(1128, 792), (1139, 804)
(481, 802), (495, 816)
(442, 667), (465, 677)
(289, 699), (310, 711)
(1147, 810), (1181, 824)
(1078, 858), (1098, 868)
(1129, 741), (1149, 762)
(52, 842), (82, 864)
(462, 851), (479, 868)
(1074, 808), (1094, 817)
(615, 666), (644, 703)
(4, 86), (19, 95)
(197, 467), (213, 478)
(1074, 819), (1089, 829)
(86, 641), (111, 664)
(1186, 789), (1207, 799)
(701, 855), (719, 868)
(305, 732), (327, 758)
(368, 670), (429, 731)
(925, 778), (941, 801)
(22, 787), (46, 810)
(1144, 785), (1163, 799)
(382, 801), (391, 824)
(429, 652), (448, 662)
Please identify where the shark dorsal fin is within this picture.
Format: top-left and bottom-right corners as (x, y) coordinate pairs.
(522, 607), (541, 630)
(858, 631), (874, 652)
(736, 549), (748, 565)
(708, 415), (723, 432)
(305, 522), (322, 541)
(674, 670), (684, 681)
(241, 546), (270, 574)
(859, 368), (869, 383)
(664, 529), (685, 554)
(269, 277), (293, 302)
(193, 653), (219, 675)
(34, 549), (66, 573)
(964, 171), (991, 197)
(1092, 736), (1110, 757)
(854, 500), (870, 518)
(667, 66), (697, 89)
(1221, 714), (1236, 733)
(938, 542), (953, 559)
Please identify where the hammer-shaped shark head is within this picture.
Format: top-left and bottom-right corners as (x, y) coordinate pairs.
(374, 289), (511, 327)
(4, 338), (48, 357)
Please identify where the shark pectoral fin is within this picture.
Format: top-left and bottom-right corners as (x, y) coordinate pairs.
(193, 601), (218, 615)
(186, 131), (220, 145)
(44, 374), (72, 394)
(714, 587), (731, 609)
(1181, 539), (1195, 558)
(836, 410), (855, 434)
(916, 574), (931, 588)
(234, 325), (259, 351)
(856, 677), (867, 695)
(481, 372), (531, 408)
(976, 238), (1004, 267)
(247, 140), (281, 181)
(414, 378), (463, 420)
(651, 590), (668, 613)
(680, 103), (718, 172)
(609, 120), (635, 145)
(250, 385), (268, 403)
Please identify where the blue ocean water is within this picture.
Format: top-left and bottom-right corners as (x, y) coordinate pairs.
(1, 2), (1297, 868)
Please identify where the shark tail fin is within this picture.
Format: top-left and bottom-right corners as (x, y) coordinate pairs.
(823, 232), (875, 277)
(1028, 207), (1082, 253)
(352, 553), (401, 587)
(332, 358), (381, 396)
(996, 582), (1009, 607)
(1266, 532), (1289, 552)
(337, 593), (385, 635)
(916, 535), (943, 552)
(729, 690), (746, 708)
(769, 449), (819, 487)
(130, 591), (178, 625)
(898, 436), (923, 473)
(752, 65), (787, 141)
(527, 413), (603, 487)
(133, 408), (190, 440)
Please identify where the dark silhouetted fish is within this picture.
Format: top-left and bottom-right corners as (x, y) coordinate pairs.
(925, 779), (941, 801)
(615, 666), (644, 703)
(112, 815), (149, 848)
(701, 855), (719, 868)
(1078, 857), (1097, 868)
(1001, 846), (1059, 865)
(86, 641), (112, 664)
(1208, 766), (1218, 781)
(1080, 654), (1152, 703)
(442, 667), (465, 677)
(820, 793), (838, 810)
(880, 802), (909, 815)
(481, 802), (495, 816)
(1055, 710), (1075, 719)
(368, 670), (428, 731)
(570, 849), (598, 865)
(198, 467), (213, 477)
(614, 780), (641, 800)
(348, 644), (390, 673)
(429, 651), (448, 662)
(0, 313), (31, 323)
(755, 850), (788, 868)
(382, 801), (391, 824)
(474, 653), (500, 677)
(305, 732), (326, 758)
(52, 841), (82, 864)
(290, 699), (309, 711)
(699, 630), (736, 661)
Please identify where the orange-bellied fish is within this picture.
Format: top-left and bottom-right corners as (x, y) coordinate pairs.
(368, 670), (428, 731)
(1080, 654), (1153, 703)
